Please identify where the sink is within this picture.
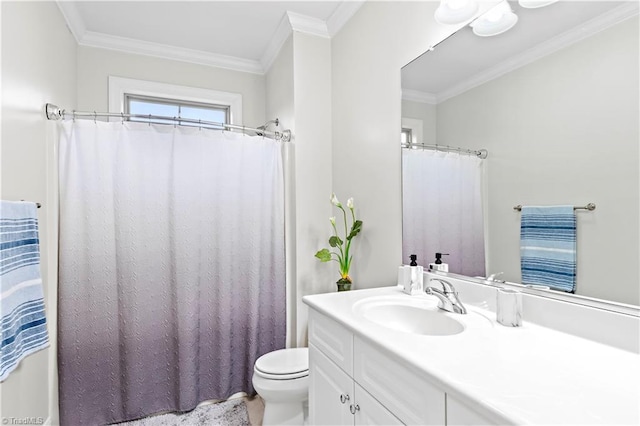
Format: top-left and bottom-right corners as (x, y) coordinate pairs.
(353, 295), (465, 336)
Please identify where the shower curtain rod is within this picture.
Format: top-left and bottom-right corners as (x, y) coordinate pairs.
(45, 104), (291, 142)
(402, 142), (488, 159)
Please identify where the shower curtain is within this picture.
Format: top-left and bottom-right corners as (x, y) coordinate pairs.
(57, 121), (286, 425)
(402, 149), (486, 277)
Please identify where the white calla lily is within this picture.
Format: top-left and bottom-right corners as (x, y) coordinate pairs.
(329, 217), (336, 226)
(330, 193), (341, 207)
(347, 198), (354, 210)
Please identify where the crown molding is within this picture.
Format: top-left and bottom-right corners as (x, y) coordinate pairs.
(287, 11), (330, 38)
(437, 1), (640, 103)
(402, 89), (438, 105)
(56, 1), (363, 75)
(327, 1), (366, 37)
(55, 1), (85, 43)
(260, 13), (294, 73)
(80, 31), (264, 74)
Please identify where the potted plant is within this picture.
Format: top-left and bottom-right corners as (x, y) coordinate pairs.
(315, 193), (363, 291)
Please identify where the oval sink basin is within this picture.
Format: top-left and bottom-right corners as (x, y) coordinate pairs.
(353, 295), (468, 336)
(362, 304), (464, 336)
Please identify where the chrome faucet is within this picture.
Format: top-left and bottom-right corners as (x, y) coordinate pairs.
(486, 272), (505, 283)
(425, 278), (467, 314)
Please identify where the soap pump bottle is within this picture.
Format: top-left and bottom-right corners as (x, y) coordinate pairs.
(429, 252), (449, 272)
(407, 254), (423, 294)
(409, 254), (418, 284)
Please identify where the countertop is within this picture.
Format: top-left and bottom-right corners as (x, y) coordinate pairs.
(303, 286), (640, 425)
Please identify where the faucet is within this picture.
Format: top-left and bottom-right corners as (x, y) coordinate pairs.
(486, 272), (505, 283)
(425, 278), (467, 314)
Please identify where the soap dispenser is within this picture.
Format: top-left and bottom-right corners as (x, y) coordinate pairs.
(429, 252), (449, 272)
(402, 254), (423, 295)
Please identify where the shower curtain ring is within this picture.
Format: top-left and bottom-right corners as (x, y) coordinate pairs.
(121, 112), (124, 125)
(148, 114), (151, 126)
(199, 119), (202, 131)
(93, 111), (97, 124)
(173, 117), (177, 128)
(72, 111), (76, 122)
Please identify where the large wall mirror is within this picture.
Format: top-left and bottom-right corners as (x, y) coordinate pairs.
(401, 1), (639, 307)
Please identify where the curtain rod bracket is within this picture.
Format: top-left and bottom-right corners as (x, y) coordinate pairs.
(45, 103), (64, 120)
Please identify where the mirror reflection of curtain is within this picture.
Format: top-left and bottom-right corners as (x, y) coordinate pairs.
(402, 149), (486, 277)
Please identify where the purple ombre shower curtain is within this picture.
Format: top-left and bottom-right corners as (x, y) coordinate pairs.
(57, 121), (286, 425)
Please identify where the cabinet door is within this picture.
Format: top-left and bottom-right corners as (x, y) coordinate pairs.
(447, 394), (498, 426)
(354, 383), (404, 426)
(309, 343), (353, 426)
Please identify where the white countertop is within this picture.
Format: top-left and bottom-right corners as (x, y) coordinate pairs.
(303, 286), (640, 425)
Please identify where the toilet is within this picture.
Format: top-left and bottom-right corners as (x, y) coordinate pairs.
(252, 347), (309, 425)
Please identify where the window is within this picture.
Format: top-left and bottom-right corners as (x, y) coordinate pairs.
(108, 76), (243, 127)
(401, 128), (413, 145)
(125, 94), (229, 129)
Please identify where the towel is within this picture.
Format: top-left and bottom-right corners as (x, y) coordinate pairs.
(1, 201), (49, 382)
(520, 205), (576, 293)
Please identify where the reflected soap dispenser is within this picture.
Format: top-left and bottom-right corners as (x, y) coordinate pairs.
(429, 252), (449, 272)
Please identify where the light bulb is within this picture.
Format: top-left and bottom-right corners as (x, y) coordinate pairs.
(434, 0), (479, 25)
(518, 0), (558, 8)
(470, 0), (518, 37)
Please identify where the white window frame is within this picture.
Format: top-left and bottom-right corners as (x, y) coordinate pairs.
(401, 117), (423, 145)
(108, 76), (242, 125)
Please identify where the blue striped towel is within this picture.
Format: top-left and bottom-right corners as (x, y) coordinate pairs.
(520, 205), (576, 293)
(1, 201), (49, 382)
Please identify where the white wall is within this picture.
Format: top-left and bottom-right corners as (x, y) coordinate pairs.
(402, 99), (437, 145)
(331, 1), (496, 288)
(436, 17), (639, 305)
(265, 35), (297, 346)
(290, 32), (333, 346)
(0, 1), (77, 423)
(76, 46), (266, 126)
(266, 32), (333, 347)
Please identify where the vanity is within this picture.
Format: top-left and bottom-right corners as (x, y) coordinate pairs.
(302, 273), (640, 425)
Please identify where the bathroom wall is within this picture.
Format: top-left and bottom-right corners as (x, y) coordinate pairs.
(266, 35), (297, 346)
(0, 1), (77, 423)
(331, 1), (497, 288)
(76, 46), (266, 126)
(266, 33), (333, 347)
(402, 99), (437, 145)
(436, 16), (639, 305)
(290, 32), (333, 346)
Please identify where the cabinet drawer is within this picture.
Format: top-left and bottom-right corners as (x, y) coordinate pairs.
(354, 336), (445, 425)
(309, 309), (353, 375)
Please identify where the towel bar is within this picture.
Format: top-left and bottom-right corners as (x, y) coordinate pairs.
(514, 203), (595, 211)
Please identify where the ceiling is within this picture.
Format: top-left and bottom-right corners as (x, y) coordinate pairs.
(57, 1), (362, 74)
(402, 1), (638, 103)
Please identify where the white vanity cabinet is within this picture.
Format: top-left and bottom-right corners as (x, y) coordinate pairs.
(310, 344), (402, 425)
(308, 309), (446, 426)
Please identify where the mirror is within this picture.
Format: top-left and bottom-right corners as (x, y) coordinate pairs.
(401, 1), (639, 307)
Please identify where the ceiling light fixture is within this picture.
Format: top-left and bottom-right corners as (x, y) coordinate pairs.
(470, 0), (518, 37)
(518, 0), (559, 9)
(434, 0), (479, 25)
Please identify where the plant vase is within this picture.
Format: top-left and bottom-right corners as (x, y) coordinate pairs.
(336, 277), (352, 292)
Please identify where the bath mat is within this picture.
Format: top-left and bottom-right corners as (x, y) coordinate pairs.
(115, 398), (249, 426)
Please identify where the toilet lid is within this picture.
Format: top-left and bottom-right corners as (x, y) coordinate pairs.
(255, 348), (309, 377)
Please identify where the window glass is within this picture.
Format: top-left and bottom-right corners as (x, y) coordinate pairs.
(125, 95), (229, 129)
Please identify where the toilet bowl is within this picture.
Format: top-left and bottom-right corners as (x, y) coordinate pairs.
(252, 347), (309, 426)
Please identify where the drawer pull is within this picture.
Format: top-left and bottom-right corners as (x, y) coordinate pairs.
(340, 394), (350, 404)
(349, 404), (360, 414)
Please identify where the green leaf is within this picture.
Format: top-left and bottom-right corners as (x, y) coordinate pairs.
(347, 220), (363, 240)
(329, 236), (343, 247)
(315, 248), (332, 262)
